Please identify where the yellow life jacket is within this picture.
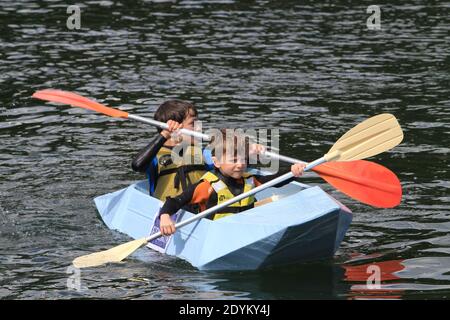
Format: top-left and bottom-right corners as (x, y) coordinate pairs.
(201, 171), (256, 221)
(153, 145), (206, 200)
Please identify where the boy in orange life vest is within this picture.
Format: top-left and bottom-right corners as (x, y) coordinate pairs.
(158, 129), (306, 236)
(131, 100), (212, 201)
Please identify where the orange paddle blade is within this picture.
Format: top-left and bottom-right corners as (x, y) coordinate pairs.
(313, 160), (402, 208)
(32, 89), (129, 118)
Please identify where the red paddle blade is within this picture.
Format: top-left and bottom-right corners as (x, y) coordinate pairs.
(313, 160), (402, 208)
(32, 89), (129, 119)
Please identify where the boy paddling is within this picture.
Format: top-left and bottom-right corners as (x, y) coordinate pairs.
(131, 100), (211, 201)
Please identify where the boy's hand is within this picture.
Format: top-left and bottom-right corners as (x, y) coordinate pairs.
(160, 213), (176, 236)
(291, 163), (306, 177)
(161, 120), (183, 139)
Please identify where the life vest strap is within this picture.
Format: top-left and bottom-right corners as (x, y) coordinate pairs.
(158, 164), (206, 190)
(200, 171), (256, 220)
(157, 164), (206, 177)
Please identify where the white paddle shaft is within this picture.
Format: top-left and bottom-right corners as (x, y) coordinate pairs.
(128, 114), (211, 141)
(130, 114), (317, 169)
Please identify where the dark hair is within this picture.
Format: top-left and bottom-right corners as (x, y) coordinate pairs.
(154, 100), (198, 132)
(210, 128), (250, 161)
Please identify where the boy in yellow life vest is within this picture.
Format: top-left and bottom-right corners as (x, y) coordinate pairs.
(158, 129), (306, 236)
(131, 100), (214, 202)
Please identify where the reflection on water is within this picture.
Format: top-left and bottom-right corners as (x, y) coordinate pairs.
(214, 264), (348, 300)
(344, 258), (406, 299)
(343, 256), (450, 299)
(0, 0), (449, 299)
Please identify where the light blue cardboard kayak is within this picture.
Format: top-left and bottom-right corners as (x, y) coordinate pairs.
(95, 180), (352, 271)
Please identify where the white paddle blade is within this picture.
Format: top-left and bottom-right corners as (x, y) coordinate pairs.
(325, 114), (403, 162)
(72, 238), (148, 268)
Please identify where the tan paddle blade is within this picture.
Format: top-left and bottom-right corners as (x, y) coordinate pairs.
(72, 237), (148, 268)
(324, 114), (403, 161)
(32, 89), (129, 118)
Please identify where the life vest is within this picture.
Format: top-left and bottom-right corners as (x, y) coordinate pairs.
(150, 146), (213, 201)
(201, 171), (256, 221)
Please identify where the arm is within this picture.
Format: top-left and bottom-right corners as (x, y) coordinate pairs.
(159, 181), (213, 235)
(131, 120), (183, 173)
(159, 180), (213, 216)
(131, 134), (167, 173)
(159, 182), (199, 216)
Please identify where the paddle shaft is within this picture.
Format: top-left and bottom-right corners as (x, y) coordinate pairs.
(128, 114), (210, 140)
(30, 90), (340, 169)
(145, 156), (326, 242)
(264, 151), (306, 165)
(129, 114), (313, 168)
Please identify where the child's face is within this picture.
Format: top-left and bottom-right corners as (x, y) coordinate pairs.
(182, 110), (197, 131)
(213, 154), (248, 179)
(180, 110), (198, 144)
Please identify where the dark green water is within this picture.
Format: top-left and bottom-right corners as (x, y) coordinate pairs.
(0, 0), (449, 299)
